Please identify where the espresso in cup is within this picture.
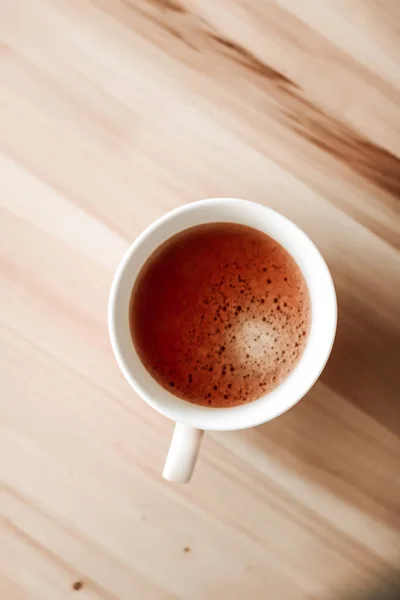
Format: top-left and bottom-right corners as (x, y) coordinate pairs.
(130, 223), (310, 408)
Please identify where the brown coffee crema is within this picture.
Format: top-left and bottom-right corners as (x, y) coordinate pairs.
(130, 223), (311, 408)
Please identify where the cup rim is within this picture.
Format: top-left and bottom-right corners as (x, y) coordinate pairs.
(108, 198), (337, 431)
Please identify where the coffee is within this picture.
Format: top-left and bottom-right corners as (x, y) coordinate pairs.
(130, 223), (310, 408)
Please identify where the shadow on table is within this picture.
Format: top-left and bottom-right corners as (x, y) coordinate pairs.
(244, 270), (400, 530)
(339, 569), (400, 600)
(319, 265), (400, 438)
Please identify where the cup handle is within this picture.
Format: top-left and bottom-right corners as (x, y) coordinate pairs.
(163, 423), (204, 483)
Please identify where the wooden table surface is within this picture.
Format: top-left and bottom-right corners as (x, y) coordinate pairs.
(1, 1), (400, 599)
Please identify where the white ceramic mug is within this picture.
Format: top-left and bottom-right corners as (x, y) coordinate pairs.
(108, 199), (337, 483)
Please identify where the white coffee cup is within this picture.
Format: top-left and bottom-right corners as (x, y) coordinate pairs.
(108, 199), (337, 483)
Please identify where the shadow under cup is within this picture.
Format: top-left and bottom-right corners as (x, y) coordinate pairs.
(108, 199), (337, 432)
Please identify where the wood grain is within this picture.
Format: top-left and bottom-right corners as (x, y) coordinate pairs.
(1, 1), (400, 598)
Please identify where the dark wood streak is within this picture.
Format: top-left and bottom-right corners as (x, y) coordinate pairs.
(120, 0), (195, 48)
(283, 94), (400, 200)
(203, 28), (400, 200)
(208, 33), (297, 87)
(163, 23), (198, 50)
(117, 1), (400, 200)
(146, 0), (185, 13)
(208, 32), (400, 200)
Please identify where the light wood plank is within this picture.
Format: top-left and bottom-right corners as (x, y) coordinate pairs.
(1, 1), (400, 598)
